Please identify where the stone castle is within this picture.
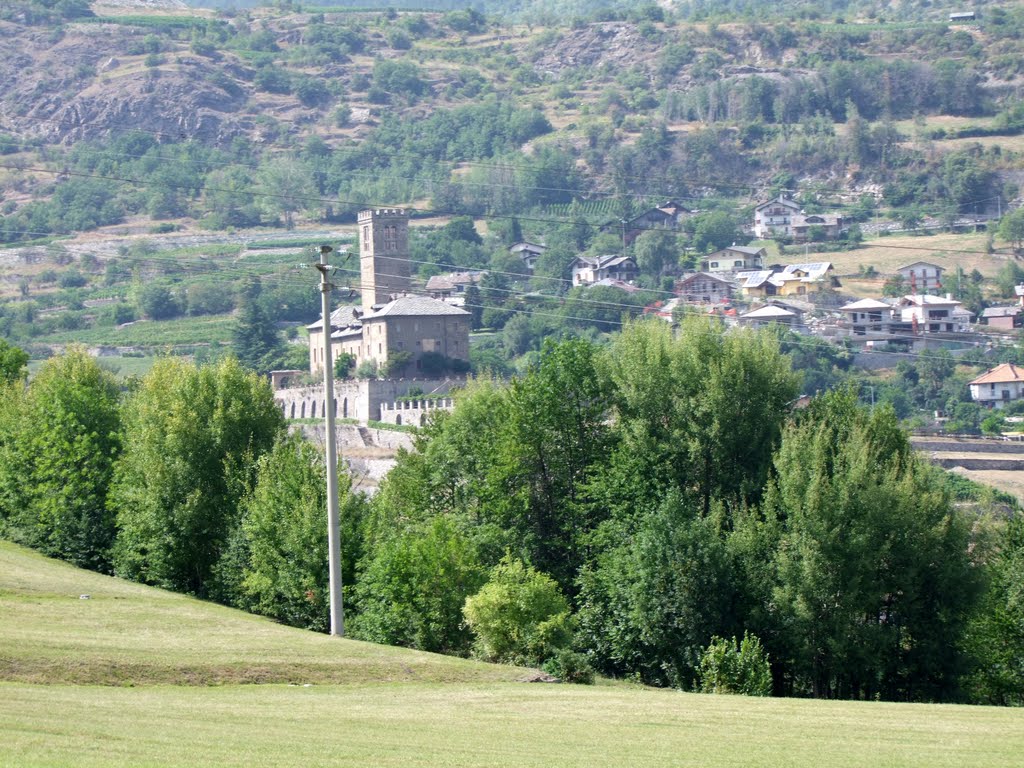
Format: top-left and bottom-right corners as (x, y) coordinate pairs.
(276, 208), (469, 425)
(307, 208), (470, 378)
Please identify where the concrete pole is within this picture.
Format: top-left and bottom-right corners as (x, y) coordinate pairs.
(316, 245), (344, 637)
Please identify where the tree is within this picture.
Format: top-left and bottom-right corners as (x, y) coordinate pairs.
(697, 632), (772, 696)
(463, 282), (483, 330)
(111, 357), (284, 598)
(202, 167), (260, 229)
(238, 433), (367, 632)
(766, 390), (982, 700)
(352, 515), (485, 654)
(334, 352), (356, 379)
(965, 516), (1024, 705)
(882, 274), (906, 297)
(599, 318), (799, 519)
(632, 228), (679, 276)
(463, 555), (572, 665)
(691, 211), (739, 252)
(0, 348), (120, 571)
(135, 282), (181, 320)
(232, 277), (284, 374)
(998, 207), (1024, 252)
(576, 490), (736, 688)
(485, 338), (612, 594)
(256, 157), (312, 229)
(0, 339), (28, 383)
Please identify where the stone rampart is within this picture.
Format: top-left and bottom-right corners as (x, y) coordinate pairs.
(274, 378), (460, 424)
(378, 397), (455, 427)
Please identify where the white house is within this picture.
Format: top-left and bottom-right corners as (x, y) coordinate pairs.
(897, 262), (944, 294)
(899, 294), (964, 333)
(753, 196), (844, 241)
(753, 196), (801, 239)
(839, 298), (896, 336)
(700, 245), (766, 273)
(571, 254), (638, 286)
(969, 363), (1024, 409)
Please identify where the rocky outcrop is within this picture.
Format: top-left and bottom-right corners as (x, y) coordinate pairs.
(0, 21), (253, 144)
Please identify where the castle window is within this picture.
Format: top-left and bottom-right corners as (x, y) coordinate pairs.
(362, 226), (370, 248)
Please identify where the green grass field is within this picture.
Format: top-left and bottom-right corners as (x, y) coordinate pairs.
(2, 541), (1023, 767)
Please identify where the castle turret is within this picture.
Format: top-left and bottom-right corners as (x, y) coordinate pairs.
(358, 208), (410, 313)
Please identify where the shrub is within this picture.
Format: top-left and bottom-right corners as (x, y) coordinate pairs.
(355, 359), (378, 379)
(697, 632), (772, 696)
(542, 649), (595, 684)
(463, 555), (572, 666)
(333, 352), (355, 379)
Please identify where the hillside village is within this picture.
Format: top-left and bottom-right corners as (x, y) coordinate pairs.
(268, 194), (1024, 434)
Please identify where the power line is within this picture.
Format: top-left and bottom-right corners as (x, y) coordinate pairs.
(17, 244), (1010, 369)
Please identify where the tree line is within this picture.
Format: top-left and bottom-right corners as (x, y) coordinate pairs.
(1, 324), (1021, 703)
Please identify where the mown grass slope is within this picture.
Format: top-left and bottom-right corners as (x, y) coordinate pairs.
(2, 540), (1024, 768)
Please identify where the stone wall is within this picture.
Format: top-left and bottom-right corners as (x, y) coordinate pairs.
(274, 378), (461, 424)
(378, 397), (455, 427)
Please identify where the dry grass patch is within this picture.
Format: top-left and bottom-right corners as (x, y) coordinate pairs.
(828, 232), (1003, 280)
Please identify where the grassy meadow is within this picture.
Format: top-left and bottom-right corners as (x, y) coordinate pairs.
(2, 541), (1024, 767)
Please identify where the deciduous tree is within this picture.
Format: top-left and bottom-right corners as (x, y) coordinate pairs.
(111, 357), (284, 597)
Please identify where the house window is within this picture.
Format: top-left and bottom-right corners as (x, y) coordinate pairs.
(711, 262), (719, 268)
(734, 260), (743, 267)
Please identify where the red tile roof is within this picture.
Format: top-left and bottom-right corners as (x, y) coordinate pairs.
(969, 363), (1024, 386)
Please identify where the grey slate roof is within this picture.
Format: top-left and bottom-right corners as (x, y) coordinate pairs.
(306, 305), (362, 331)
(362, 295), (470, 319)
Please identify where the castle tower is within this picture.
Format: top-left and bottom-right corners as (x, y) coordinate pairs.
(358, 208), (410, 313)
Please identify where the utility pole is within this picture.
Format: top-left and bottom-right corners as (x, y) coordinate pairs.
(315, 244), (344, 637)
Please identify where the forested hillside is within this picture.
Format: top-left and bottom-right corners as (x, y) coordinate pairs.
(3, 1), (1024, 368)
(1, 0), (1022, 239)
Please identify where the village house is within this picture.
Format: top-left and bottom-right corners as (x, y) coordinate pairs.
(897, 262), (944, 294)
(425, 270), (484, 302)
(753, 196), (800, 239)
(571, 254), (639, 286)
(790, 212), (845, 242)
(739, 303), (803, 330)
(676, 272), (735, 303)
(508, 241), (545, 272)
(307, 208), (470, 377)
(899, 293), (965, 333)
(700, 245), (767, 273)
(772, 262), (838, 296)
(601, 200), (692, 245)
(752, 196), (844, 242)
(839, 298), (896, 336)
(969, 363), (1024, 409)
(981, 306), (1024, 330)
(734, 270), (777, 298)
(589, 277), (642, 292)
